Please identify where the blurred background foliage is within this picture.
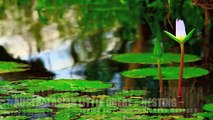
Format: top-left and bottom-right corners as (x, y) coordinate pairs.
(0, 0), (212, 81)
(0, 0), (209, 54)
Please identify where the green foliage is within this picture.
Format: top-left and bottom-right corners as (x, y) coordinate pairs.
(202, 103), (213, 112)
(112, 53), (201, 64)
(0, 62), (28, 74)
(121, 67), (209, 80)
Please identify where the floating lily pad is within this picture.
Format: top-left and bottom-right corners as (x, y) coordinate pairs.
(55, 103), (83, 109)
(112, 53), (200, 64)
(9, 93), (34, 98)
(0, 116), (28, 120)
(35, 117), (53, 120)
(119, 105), (150, 114)
(19, 79), (112, 92)
(122, 67), (209, 80)
(48, 92), (79, 98)
(193, 112), (213, 118)
(202, 103), (213, 112)
(0, 110), (17, 115)
(55, 109), (80, 120)
(0, 104), (15, 110)
(22, 108), (52, 113)
(114, 90), (147, 97)
(0, 99), (5, 103)
(149, 108), (185, 114)
(14, 96), (46, 109)
(0, 61), (28, 73)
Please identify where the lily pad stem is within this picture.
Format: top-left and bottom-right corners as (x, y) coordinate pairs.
(157, 58), (163, 98)
(178, 43), (184, 107)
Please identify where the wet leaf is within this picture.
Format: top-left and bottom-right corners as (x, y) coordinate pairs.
(55, 103), (83, 109)
(122, 67), (209, 80)
(35, 117), (53, 120)
(202, 103), (213, 112)
(22, 108), (52, 113)
(0, 116), (28, 120)
(193, 112), (213, 119)
(0, 62), (28, 73)
(0, 110), (17, 115)
(114, 90), (147, 97)
(149, 108), (185, 114)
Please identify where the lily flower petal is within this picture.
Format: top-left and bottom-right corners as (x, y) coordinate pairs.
(176, 19), (186, 41)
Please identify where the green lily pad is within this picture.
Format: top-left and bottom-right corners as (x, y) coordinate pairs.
(149, 108), (185, 114)
(121, 67), (209, 80)
(9, 93), (34, 98)
(14, 96), (46, 109)
(0, 104), (15, 110)
(22, 108), (52, 113)
(0, 61), (28, 73)
(202, 103), (213, 112)
(112, 53), (200, 64)
(55, 103), (83, 109)
(35, 117), (53, 120)
(55, 109), (80, 120)
(0, 116), (28, 120)
(0, 99), (5, 103)
(119, 105), (150, 114)
(19, 79), (112, 92)
(0, 110), (17, 115)
(48, 92), (79, 98)
(193, 112), (213, 118)
(114, 90), (147, 97)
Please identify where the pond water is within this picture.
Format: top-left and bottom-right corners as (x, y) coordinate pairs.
(0, 44), (212, 119)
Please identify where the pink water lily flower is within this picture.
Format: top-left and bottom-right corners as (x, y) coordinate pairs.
(164, 19), (195, 44)
(176, 19), (186, 41)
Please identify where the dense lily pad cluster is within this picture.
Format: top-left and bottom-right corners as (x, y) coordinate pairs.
(0, 61), (211, 119)
(0, 78), (197, 120)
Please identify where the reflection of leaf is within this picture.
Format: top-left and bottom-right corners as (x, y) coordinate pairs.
(122, 67), (209, 80)
(203, 103), (213, 112)
(112, 53), (200, 64)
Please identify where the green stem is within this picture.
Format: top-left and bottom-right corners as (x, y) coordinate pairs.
(178, 43), (184, 107)
(157, 58), (163, 98)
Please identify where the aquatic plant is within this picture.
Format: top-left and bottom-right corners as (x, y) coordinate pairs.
(0, 61), (28, 74)
(164, 19), (195, 106)
(113, 19), (209, 107)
